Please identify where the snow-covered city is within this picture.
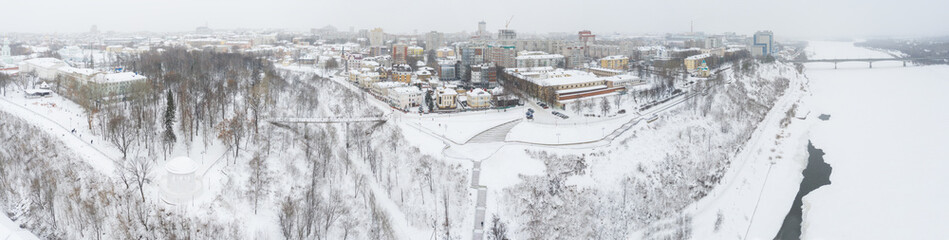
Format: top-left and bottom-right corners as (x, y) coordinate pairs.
(2, 1), (949, 239)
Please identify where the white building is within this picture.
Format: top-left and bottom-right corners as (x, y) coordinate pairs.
(161, 156), (200, 205)
(371, 81), (408, 96)
(516, 51), (565, 68)
(370, 28), (384, 47)
(92, 72), (148, 96)
(436, 87), (457, 109)
(19, 58), (67, 80)
(466, 88), (492, 108)
(388, 86), (423, 109)
(750, 31), (774, 57)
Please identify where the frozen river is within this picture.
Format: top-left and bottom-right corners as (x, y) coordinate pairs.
(802, 41), (949, 239)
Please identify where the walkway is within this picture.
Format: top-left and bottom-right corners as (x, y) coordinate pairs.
(0, 95), (120, 174)
(471, 161), (488, 240)
(466, 119), (521, 144)
(265, 115), (388, 124)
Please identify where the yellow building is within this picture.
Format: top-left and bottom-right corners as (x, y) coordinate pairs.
(599, 55), (628, 70)
(684, 53), (711, 71)
(392, 70), (412, 83)
(436, 47), (455, 58)
(408, 46), (424, 58)
(436, 87), (457, 109)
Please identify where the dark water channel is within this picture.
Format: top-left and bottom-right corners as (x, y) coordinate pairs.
(773, 140), (833, 240)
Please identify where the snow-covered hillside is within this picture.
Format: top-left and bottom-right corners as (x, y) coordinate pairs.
(481, 59), (808, 239)
(0, 50), (474, 240)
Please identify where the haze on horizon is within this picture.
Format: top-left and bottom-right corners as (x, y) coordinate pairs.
(2, 0), (948, 39)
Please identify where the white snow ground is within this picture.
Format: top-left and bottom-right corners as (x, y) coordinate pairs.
(802, 41), (949, 239)
(0, 215), (39, 240)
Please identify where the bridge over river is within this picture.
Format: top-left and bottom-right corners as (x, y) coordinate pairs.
(790, 57), (949, 69)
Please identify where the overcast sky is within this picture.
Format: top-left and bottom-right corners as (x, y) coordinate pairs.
(2, 0), (948, 39)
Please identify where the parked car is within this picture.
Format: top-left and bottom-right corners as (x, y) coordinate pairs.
(618, 109), (626, 114)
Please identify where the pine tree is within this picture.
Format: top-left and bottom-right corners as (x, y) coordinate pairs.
(163, 91), (177, 151)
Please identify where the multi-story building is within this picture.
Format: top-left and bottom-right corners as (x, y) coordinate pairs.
(436, 87), (457, 109)
(19, 58), (67, 80)
(388, 86), (424, 109)
(358, 72), (382, 88)
(437, 59), (459, 81)
(498, 29), (516, 41)
(466, 88), (492, 108)
(391, 64), (413, 83)
(425, 31), (444, 50)
(392, 44), (408, 64)
(436, 47), (455, 58)
(599, 55), (628, 70)
(750, 31), (773, 57)
(408, 46), (424, 58)
(370, 28), (385, 47)
(371, 81), (408, 96)
(516, 51), (565, 68)
(370, 46), (390, 57)
(684, 53), (711, 71)
(579, 30), (596, 46)
(504, 68), (636, 107)
(486, 45), (517, 68)
(469, 63), (497, 88)
(477, 21), (488, 39)
(587, 44), (622, 59)
(515, 39), (564, 54)
(705, 37), (723, 49)
(560, 45), (586, 69)
(346, 54), (363, 71)
(458, 43), (485, 79)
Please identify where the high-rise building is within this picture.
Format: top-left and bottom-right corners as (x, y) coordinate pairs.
(750, 31), (773, 57)
(579, 30), (596, 57)
(579, 30), (596, 45)
(498, 29), (516, 41)
(486, 45), (517, 68)
(90, 25), (99, 34)
(370, 28), (385, 47)
(392, 44), (409, 64)
(425, 31), (444, 50)
(478, 21), (487, 38)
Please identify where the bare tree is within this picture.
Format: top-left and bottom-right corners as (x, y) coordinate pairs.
(600, 97), (612, 116)
(107, 113), (137, 159)
(279, 195), (298, 239)
(490, 214), (509, 240)
(126, 156), (153, 202)
(246, 152), (270, 214)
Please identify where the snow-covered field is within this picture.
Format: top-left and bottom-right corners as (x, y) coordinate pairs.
(802, 41), (949, 239)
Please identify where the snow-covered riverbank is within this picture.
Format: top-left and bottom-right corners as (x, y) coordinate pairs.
(802, 41), (949, 239)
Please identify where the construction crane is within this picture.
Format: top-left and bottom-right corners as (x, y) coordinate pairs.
(505, 15), (514, 29)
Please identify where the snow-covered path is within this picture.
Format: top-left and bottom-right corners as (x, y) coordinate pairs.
(0, 93), (120, 174)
